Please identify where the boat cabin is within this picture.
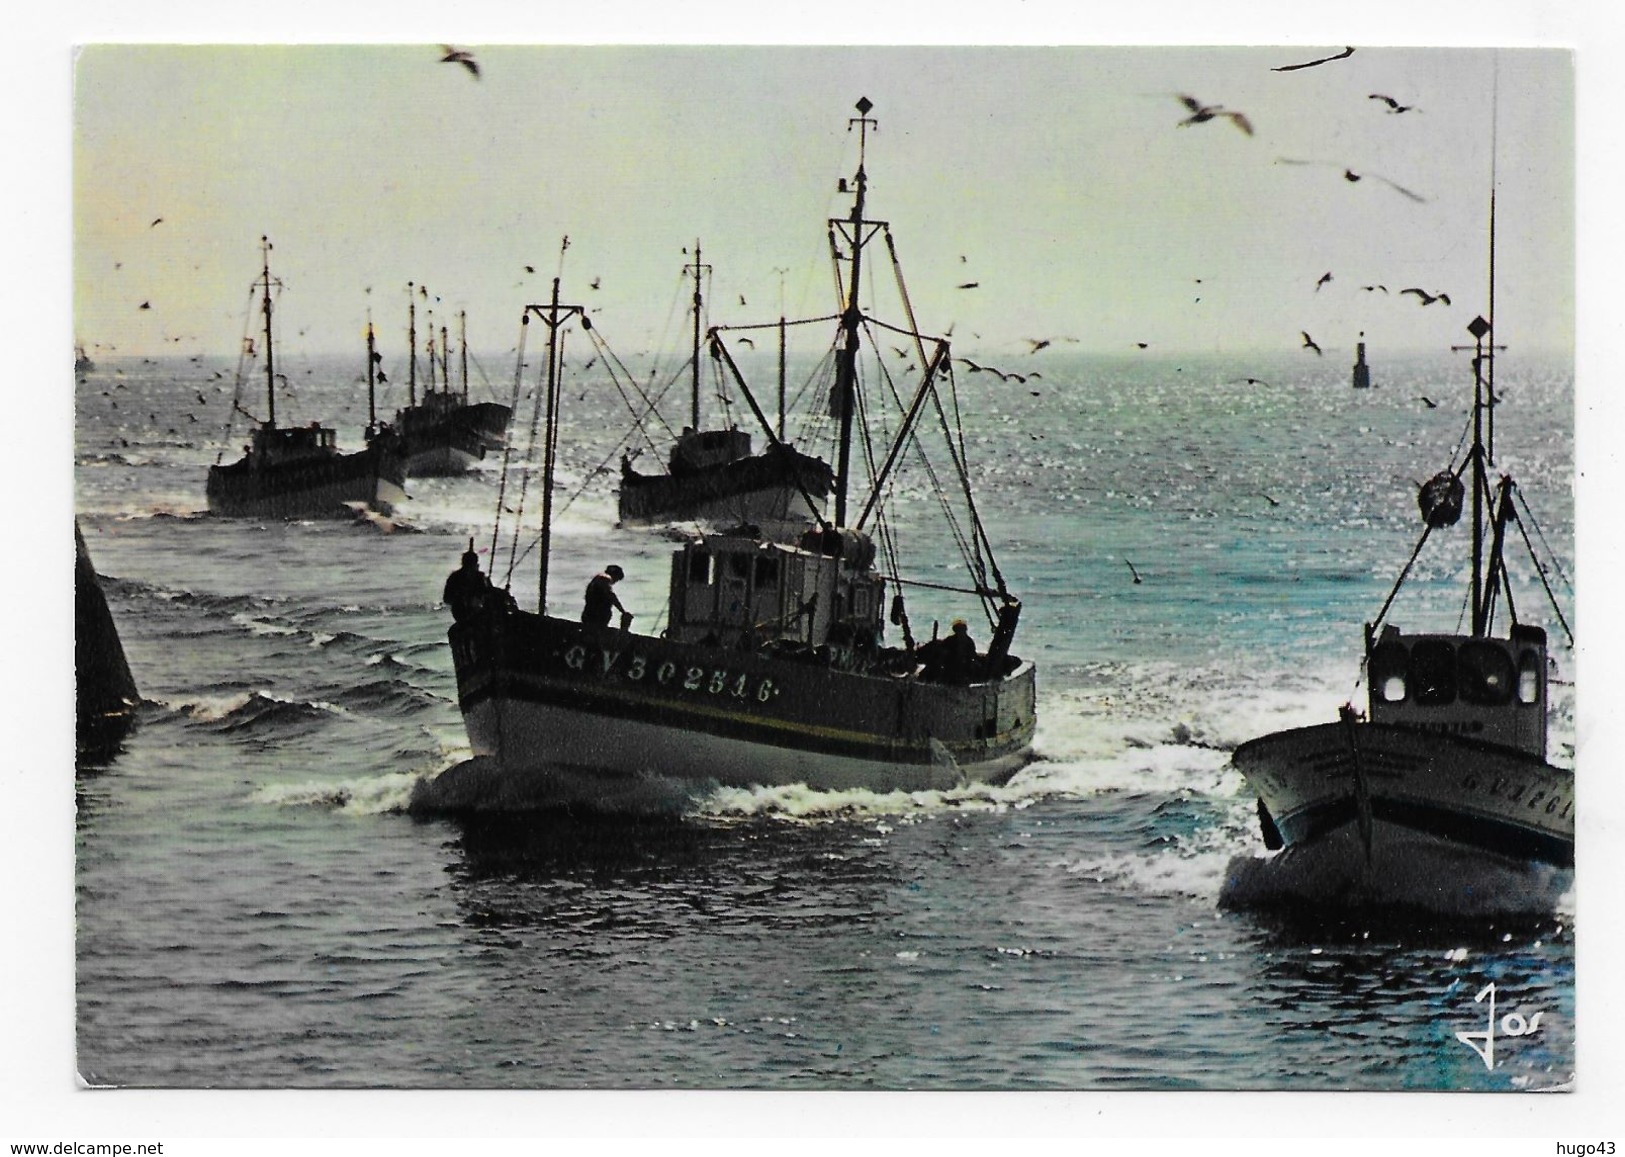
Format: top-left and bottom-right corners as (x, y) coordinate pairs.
(669, 427), (751, 475)
(1365, 623), (1548, 758)
(667, 526), (885, 651)
(251, 421), (339, 466)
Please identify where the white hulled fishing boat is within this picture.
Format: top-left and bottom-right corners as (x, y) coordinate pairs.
(426, 99), (1037, 810)
(1233, 305), (1574, 874)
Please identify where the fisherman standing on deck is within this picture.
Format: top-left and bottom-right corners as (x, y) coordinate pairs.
(583, 564), (632, 628)
(942, 617), (978, 683)
(443, 545), (491, 622)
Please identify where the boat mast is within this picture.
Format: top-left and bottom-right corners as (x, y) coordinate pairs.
(688, 240), (706, 430)
(460, 310), (469, 404)
(426, 311), (437, 394)
(527, 277), (586, 612)
(773, 266), (788, 440)
(366, 310), (378, 434)
(407, 282), (418, 407)
(260, 236), (276, 429)
(833, 96), (878, 528)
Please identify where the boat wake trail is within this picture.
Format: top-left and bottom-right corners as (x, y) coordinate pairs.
(407, 757), (696, 816)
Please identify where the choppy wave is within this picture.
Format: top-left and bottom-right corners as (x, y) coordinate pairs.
(179, 689), (339, 734)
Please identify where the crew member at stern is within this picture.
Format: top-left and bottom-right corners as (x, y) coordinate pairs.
(583, 564), (633, 628)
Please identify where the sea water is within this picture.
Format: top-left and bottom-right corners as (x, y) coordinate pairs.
(71, 347), (1575, 1090)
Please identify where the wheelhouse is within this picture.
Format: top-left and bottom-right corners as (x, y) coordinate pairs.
(1365, 623), (1548, 758)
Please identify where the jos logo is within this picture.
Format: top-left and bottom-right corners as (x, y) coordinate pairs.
(1455, 981), (1544, 1070)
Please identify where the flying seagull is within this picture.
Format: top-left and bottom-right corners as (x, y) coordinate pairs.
(1176, 94), (1253, 136)
(1026, 338), (1052, 353)
(440, 46), (480, 79)
(736, 337), (756, 349)
(149, 217), (164, 228)
(1368, 93), (1419, 114)
(1400, 287), (1452, 306)
(138, 300), (151, 311)
(1300, 331), (1323, 356)
(1125, 560), (1143, 585)
(1361, 284), (1390, 294)
(1419, 396), (1438, 408)
(1260, 492), (1281, 507)
(1315, 271), (1333, 292)
(957, 282), (980, 290)
(1342, 168), (1428, 202)
(1276, 157), (1429, 202)
(1272, 46), (1355, 72)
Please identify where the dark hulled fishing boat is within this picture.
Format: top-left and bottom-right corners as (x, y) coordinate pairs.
(75, 521), (140, 760)
(1233, 306), (1574, 872)
(616, 242), (833, 531)
(430, 100), (1037, 810)
(374, 291), (511, 477)
(206, 237), (406, 519)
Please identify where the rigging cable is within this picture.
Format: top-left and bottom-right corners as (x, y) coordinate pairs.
(487, 316), (531, 571)
(1511, 490), (1576, 646)
(503, 321), (554, 588)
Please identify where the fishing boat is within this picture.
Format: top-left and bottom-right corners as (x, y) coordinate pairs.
(1233, 307), (1574, 872)
(206, 237), (406, 519)
(75, 521), (140, 761)
(375, 289), (511, 477)
(1351, 333), (1372, 389)
(431, 99), (1037, 810)
(616, 241), (833, 531)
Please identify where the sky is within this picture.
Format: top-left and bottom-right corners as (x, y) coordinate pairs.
(16, 0), (1625, 1146)
(72, 43), (1572, 363)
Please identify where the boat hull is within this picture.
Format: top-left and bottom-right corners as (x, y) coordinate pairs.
(206, 446), (407, 519)
(446, 609), (1036, 807)
(396, 400), (511, 477)
(75, 523), (139, 760)
(1232, 721), (1573, 867)
(618, 449), (833, 529)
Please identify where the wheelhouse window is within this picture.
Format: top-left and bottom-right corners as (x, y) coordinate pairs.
(1369, 641), (1408, 703)
(688, 550), (711, 584)
(1410, 640), (1457, 706)
(1517, 651), (1543, 705)
(1458, 641), (1515, 706)
(754, 555), (779, 588)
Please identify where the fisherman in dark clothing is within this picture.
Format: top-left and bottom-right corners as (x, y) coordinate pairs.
(941, 617), (978, 683)
(443, 545), (491, 622)
(582, 564), (632, 628)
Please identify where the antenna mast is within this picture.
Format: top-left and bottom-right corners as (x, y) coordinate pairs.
(832, 96), (878, 527)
